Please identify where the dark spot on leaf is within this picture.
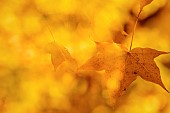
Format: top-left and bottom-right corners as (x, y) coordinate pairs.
(133, 72), (137, 74)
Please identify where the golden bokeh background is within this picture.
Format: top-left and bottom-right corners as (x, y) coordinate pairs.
(0, 0), (170, 113)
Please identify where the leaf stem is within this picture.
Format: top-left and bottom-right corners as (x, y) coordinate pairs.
(43, 16), (56, 42)
(46, 22), (56, 42)
(129, 9), (142, 51)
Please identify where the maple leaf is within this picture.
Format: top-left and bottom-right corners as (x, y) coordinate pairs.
(79, 42), (169, 98)
(46, 41), (77, 70)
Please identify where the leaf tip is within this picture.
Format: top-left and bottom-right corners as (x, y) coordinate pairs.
(159, 82), (169, 93)
(164, 87), (170, 93)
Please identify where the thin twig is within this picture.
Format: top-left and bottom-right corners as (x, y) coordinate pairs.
(47, 24), (56, 42)
(129, 9), (142, 51)
(43, 16), (56, 42)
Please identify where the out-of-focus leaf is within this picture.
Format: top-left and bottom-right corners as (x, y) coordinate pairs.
(140, 0), (154, 10)
(112, 30), (128, 44)
(46, 41), (76, 70)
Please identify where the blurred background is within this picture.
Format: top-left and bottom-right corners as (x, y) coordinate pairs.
(0, 0), (170, 113)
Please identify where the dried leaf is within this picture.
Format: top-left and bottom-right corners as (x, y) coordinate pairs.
(140, 0), (154, 10)
(79, 42), (169, 98)
(46, 42), (76, 69)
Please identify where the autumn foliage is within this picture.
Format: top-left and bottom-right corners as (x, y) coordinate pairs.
(49, 0), (169, 101)
(0, 0), (170, 113)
